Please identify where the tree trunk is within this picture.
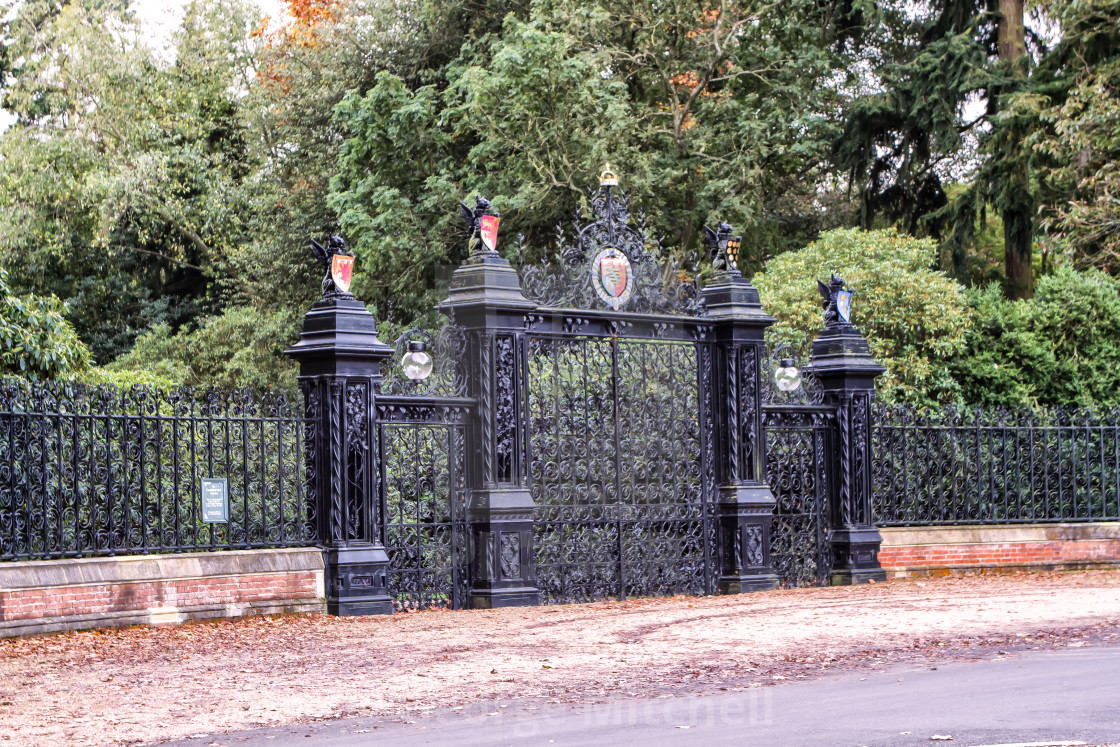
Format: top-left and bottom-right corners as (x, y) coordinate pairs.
(1004, 192), (1033, 299)
(998, 0), (1026, 62)
(998, 0), (1034, 299)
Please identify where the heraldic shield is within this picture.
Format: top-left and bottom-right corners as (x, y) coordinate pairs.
(591, 247), (634, 310)
(600, 256), (627, 297)
(837, 289), (853, 324)
(331, 254), (354, 294)
(480, 215), (500, 253)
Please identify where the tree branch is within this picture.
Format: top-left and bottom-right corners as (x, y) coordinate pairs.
(119, 245), (205, 272)
(154, 206), (212, 258)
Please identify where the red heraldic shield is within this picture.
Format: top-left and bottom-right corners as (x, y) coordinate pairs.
(480, 215), (500, 253)
(600, 255), (628, 298)
(331, 254), (354, 294)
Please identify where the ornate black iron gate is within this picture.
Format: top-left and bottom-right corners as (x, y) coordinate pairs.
(764, 408), (833, 586)
(284, 171), (888, 616)
(526, 332), (716, 603)
(378, 404), (468, 610)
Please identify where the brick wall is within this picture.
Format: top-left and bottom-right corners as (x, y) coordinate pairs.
(879, 522), (1120, 577)
(0, 548), (325, 638)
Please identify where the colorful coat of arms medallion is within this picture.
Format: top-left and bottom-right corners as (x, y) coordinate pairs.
(590, 247), (634, 310)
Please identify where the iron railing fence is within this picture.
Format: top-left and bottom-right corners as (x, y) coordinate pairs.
(0, 378), (316, 561)
(873, 404), (1120, 526)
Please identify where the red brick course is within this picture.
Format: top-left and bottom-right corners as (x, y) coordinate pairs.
(0, 572), (320, 623)
(879, 539), (1120, 570)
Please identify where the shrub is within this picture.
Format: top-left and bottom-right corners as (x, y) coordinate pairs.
(0, 268), (91, 378)
(108, 306), (301, 393)
(72, 366), (182, 390)
(752, 228), (971, 404)
(948, 268), (1120, 408)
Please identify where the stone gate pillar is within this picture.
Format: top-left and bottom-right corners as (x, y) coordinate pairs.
(437, 200), (539, 609)
(286, 248), (395, 616)
(810, 275), (887, 585)
(700, 226), (780, 593)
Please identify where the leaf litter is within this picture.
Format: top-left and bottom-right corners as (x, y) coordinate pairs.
(0, 571), (1117, 746)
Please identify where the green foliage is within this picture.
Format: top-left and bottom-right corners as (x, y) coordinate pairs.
(0, 269), (91, 379)
(833, 0), (1042, 298)
(4, 0), (1119, 401)
(330, 72), (464, 323)
(948, 268), (1120, 407)
(325, 0), (854, 324)
(71, 367), (182, 390)
(0, 0), (263, 361)
(834, 28), (987, 235)
(108, 306), (301, 393)
(1011, 0), (1120, 272)
(753, 228), (971, 404)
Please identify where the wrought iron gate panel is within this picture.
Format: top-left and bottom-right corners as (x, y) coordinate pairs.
(763, 408), (833, 586)
(759, 346), (836, 588)
(378, 401), (469, 611)
(528, 334), (714, 604)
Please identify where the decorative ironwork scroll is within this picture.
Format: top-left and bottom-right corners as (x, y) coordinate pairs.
(760, 344), (825, 406)
(344, 382), (370, 540)
(380, 411), (469, 611)
(763, 407), (834, 587)
(379, 322), (468, 397)
(761, 344), (835, 587)
(492, 335), (518, 484)
(518, 176), (702, 315)
(739, 345), (759, 483)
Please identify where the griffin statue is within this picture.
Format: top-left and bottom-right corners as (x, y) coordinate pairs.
(703, 221), (740, 274)
(458, 195), (498, 255)
(309, 234), (353, 298)
(817, 273), (849, 329)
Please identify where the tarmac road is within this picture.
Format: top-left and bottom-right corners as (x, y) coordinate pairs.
(168, 644), (1120, 746)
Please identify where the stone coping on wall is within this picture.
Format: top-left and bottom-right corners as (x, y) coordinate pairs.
(0, 548), (326, 638)
(879, 521), (1120, 578)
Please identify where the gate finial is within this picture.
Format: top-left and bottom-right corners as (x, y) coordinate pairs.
(309, 234), (356, 299)
(599, 164), (619, 186)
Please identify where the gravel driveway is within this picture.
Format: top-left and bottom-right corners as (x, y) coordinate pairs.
(2, 571), (1118, 746)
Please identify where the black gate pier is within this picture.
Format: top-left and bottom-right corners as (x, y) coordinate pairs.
(700, 244), (781, 593)
(437, 211), (541, 609)
(811, 275), (887, 585)
(285, 248), (395, 615)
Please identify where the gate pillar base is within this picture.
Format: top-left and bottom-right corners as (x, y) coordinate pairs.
(717, 485), (780, 594)
(829, 527), (886, 586)
(719, 573), (780, 595)
(467, 487), (540, 609)
(324, 545), (394, 616)
(469, 589), (541, 609)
